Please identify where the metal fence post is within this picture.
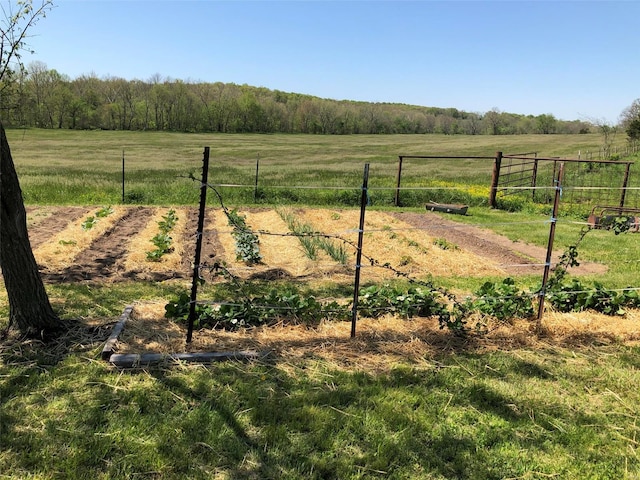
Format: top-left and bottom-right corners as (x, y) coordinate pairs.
(186, 147), (210, 343)
(531, 153), (539, 201)
(254, 154), (260, 203)
(351, 163), (370, 338)
(121, 150), (125, 204)
(619, 162), (631, 209)
(537, 162), (564, 331)
(394, 156), (403, 207)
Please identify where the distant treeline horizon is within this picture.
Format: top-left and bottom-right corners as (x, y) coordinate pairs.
(0, 61), (594, 135)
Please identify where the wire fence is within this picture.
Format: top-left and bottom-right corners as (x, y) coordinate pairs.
(179, 149), (640, 344)
(497, 154), (638, 211)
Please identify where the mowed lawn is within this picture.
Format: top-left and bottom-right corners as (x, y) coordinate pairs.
(2, 331), (640, 480)
(1, 129), (640, 479)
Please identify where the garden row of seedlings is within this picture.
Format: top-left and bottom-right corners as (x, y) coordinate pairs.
(84, 206), (183, 265)
(34, 205), (121, 271)
(165, 202), (640, 338)
(33, 206), (183, 276)
(145, 209), (179, 261)
(276, 208), (349, 264)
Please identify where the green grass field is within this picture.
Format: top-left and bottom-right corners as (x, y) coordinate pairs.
(7, 128), (632, 206)
(2, 130), (640, 479)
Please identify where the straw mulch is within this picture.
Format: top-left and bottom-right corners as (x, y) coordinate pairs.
(116, 301), (640, 372)
(0, 317), (117, 367)
(123, 207), (189, 274)
(299, 209), (505, 281)
(206, 208), (504, 284)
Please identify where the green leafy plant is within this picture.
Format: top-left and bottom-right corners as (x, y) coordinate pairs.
(146, 209), (178, 261)
(81, 206), (113, 230)
(81, 216), (96, 230)
(146, 233), (174, 261)
(470, 278), (534, 321)
(541, 228), (638, 316)
(157, 209), (178, 233)
(227, 209), (262, 265)
(613, 216), (633, 235)
(546, 279), (628, 315)
(357, 284), (448, 320)
(546, 278), (585, 313)
(165, 288), (347, 330)
(433, 237), (458, 251)
(579, 282), (627, 315)
(95, 205), (113, 218)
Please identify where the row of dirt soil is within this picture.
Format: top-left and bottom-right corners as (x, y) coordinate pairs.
(23, 206), (605, 284)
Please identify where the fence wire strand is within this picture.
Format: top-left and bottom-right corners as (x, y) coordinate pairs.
(180, 168), (640, 336)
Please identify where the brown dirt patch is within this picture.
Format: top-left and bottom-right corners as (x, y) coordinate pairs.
(27, 206), (91, 249)
(180, 209), (222, 274)
(392, 211), (607, 276)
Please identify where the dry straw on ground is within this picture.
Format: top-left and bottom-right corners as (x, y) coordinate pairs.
(300, 208), (504, 280)
(209, 208), (504, 283)
(116, 301), (640, 372)
(244, 209), (319, 277)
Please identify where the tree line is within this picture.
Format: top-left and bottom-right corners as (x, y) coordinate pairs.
(0, 61), (595, 135)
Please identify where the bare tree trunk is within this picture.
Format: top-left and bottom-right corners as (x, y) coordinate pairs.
(1, 122), (60, 337)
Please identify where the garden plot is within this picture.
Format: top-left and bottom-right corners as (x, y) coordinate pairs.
(210, 208), (333, 279)
(24, 206), (604, 283)
(34, 206), (127, 272)
(206, 208), (503, 282)
(298, 209), (505, 281)
(117, 300), (640, 365)
(27, 206), (92, 249)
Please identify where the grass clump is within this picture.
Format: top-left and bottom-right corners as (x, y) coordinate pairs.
(277, 207), (349, 264)
(277, 208), (318, 260)
(316, 236), (349, 264)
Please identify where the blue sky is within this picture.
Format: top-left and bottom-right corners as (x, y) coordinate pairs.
(24, 0), (640, 123)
